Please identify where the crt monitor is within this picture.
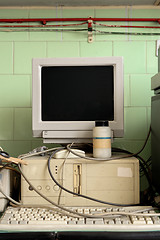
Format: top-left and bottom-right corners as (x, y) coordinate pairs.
(32, 57), (124, 143)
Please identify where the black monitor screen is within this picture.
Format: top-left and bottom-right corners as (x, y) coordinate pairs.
(41, 66), (114, 121)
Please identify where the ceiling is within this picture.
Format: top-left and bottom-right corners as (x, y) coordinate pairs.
(0, 0), (159, 7)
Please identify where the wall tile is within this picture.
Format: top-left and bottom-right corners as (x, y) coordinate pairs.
(0, 7), (156, 162)
(31, 141), (60, 151)
(29, 9), (94, 42)
(0, 32), (29, 42)
(57, 9), (94, 42)
(0, 9), (29, 18)
(130, 74), (153, 107)
(0, 9), (29, 41)
(31, 140), (44, 150)
(112, 139), (132, 152)
(112, 139), (142, 153)
(95, 28), (129, 41)
(29, 31), (62, 41)
(112, 138), (151, 161)
(124, 107), (148, 139)
(80, 41), (112, 57)
(47, 42), (79, 57)
(124, 74), (130, 107)
(14, 42), (46, 74)
(0, 108), (14, 140)
(128, 28), (160, 42)
(29, 8), (62, 41)
(14, 108), (33, 140)
(128, 8), (160, 18)
(128, 9), (160, 41)
(61, 8), (95, 18)
(0, 75), (31, 107)
(0, 140), (32, 158)
(62, 28), (87, 41)
(29, 9), (58, 18)
(126, 20), (160, 41)
(95, 8), (128, 18)
(95, 8), (129, 41)
(0, 42), (13, 74)
(147, 41), (158, 74)
(114, 41), (146, 74)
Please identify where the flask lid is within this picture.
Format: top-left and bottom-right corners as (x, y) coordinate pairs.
(95, 120), (108, 127)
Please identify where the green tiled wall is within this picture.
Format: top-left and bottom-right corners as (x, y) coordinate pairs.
(47, 42), (79, 57)
(0, 7), (158, 163)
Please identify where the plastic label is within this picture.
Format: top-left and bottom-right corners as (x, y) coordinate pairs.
(93, 139), (111, 148)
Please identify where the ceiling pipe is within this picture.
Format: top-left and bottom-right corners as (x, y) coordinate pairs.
(0, 17), (160, 24)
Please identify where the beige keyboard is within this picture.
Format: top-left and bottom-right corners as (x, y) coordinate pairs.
(0, 206), (160, 231)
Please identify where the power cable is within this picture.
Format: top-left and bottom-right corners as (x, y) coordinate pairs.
(47, 148), (139, 207)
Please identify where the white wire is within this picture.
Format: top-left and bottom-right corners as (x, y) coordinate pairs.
(18, 164), (160, 218)
(19, 146), (63, 159)
(0, 164), (159, 219)
(57, 144), (73, 205)
(66, 144), (133, 161)
(16, 145), (160, 218)
(10, 204), (83, 219)
(18, 163), (103, 219)
(0, 146), (3, 151)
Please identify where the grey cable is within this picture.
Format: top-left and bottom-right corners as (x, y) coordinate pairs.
(18, 163), (115, 218)
(7, 203), (160, 218)
(19, 146), (63, 159)
(66, 127), (151, 161)
(66, 144), (134, 161)
(19, 163), (156, 218)
(48, 148), (138, 207)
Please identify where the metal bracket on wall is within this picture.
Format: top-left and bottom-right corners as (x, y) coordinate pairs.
(88, 17), (93, 43)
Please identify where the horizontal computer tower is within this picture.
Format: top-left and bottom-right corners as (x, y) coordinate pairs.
(21, 155), (139, 207)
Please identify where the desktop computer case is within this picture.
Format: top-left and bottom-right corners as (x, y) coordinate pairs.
(21, 155), (139, 206)
(151, 94), (160, 193)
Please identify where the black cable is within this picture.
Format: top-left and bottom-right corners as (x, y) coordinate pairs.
(50, 126), (153, 205)
(112, 147), (151, 175)
(135, 126), (151, 156)
(47, 148), (139, 207)
(66, 126), (151, 161)
(140, 156), (151, 176)
(0, 27), (160, 36)
(94, 29), (160, 36)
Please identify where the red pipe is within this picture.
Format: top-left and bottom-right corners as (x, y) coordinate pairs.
(0, 22), (87, 28)
(0, 17), (160, 24)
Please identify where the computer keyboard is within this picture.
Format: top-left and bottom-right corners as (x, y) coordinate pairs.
(0, 206), (160, 231)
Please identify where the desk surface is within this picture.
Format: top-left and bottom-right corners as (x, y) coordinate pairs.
(1, 231), (160, 240)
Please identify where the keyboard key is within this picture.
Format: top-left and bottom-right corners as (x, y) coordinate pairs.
(28, 220), (67, 225)
(1, 205), (160, 231)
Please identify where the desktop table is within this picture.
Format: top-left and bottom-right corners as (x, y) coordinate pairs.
(1, 231), (160, 240)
